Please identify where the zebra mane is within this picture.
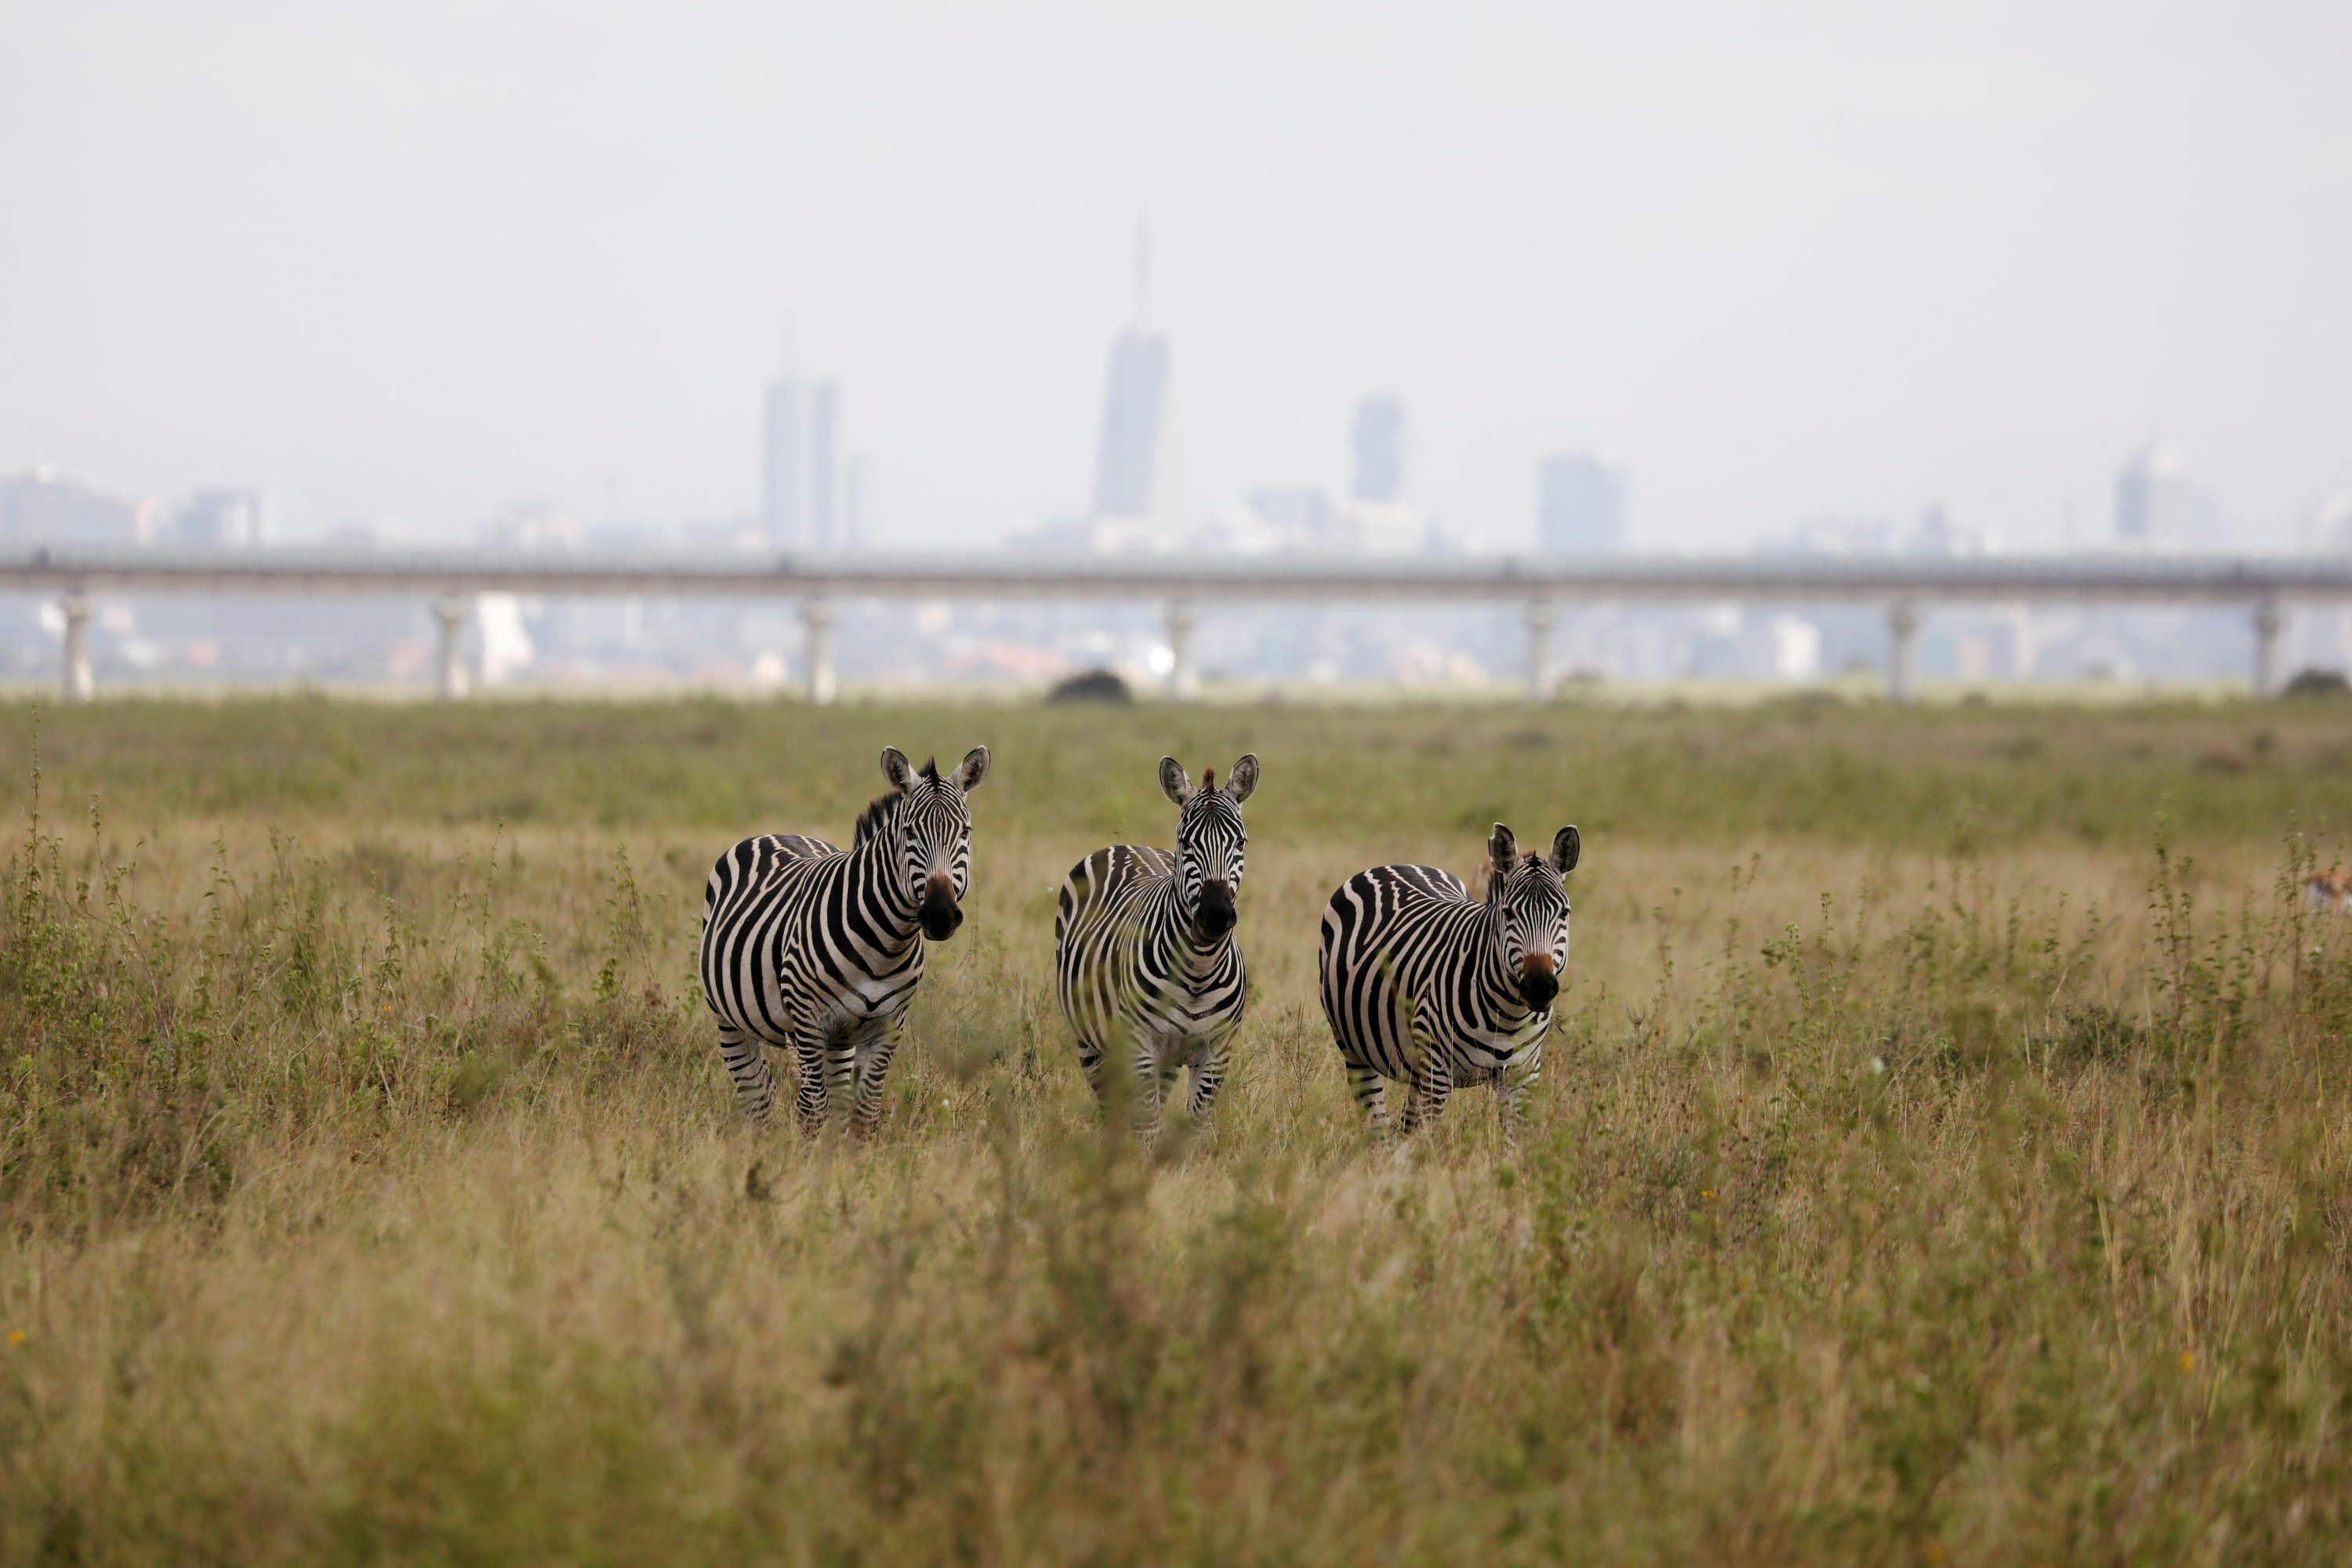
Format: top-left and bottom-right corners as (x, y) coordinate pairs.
(854, 789), (902, 847)
(854, 758), (939, 846)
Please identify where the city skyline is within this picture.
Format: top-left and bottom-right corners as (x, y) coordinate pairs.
(2, 4), (2347, 552)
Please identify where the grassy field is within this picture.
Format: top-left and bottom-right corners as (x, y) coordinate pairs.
(4, 693), (2352, 1563)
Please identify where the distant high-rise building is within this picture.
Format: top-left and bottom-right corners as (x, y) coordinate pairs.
(1536, 452), (1626, 555)
(176, 488), (269, 547)
(1091, 330), (1172, 518)
(2115, 438), (2223, 548)
(0, 468), (151, 544)
(1087, 214), (1180, 537)
(1351, 396), (1405, 503)
(764, 374), (841, 550)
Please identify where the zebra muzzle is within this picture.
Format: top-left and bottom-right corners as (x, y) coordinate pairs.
(919, 873), (963, 940)
(1518, 952), (1558, 1010)
(1196, 879), (1236, 938)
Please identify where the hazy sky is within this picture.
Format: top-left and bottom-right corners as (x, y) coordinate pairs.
(2, 1), (2347, 550)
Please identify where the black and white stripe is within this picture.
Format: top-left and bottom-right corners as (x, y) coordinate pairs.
(699, 745), (989, 1134)
(1054, 754), (1258, 1137)
(1318, 822), (1579, 1142)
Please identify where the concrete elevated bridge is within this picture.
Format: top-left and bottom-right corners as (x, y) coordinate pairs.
(6, 545), (2350, 703)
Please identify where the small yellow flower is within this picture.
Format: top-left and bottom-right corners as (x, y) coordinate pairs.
(1700, 1189), (1716, 1200)
(6, 1330), (24, 1346)
(2181, 1350), (2195, 1372)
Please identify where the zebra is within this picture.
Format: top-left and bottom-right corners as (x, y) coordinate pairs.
(699, 744), (989, 1135)
(1318, 821), (1580, 1143)
(1054, 754), (1259, 1138)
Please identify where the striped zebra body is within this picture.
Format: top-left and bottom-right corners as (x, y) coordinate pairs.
(1318, 822), (1578, 1142)
(1054, 755), (1258, 1136)
(699, 745), (989, 1134)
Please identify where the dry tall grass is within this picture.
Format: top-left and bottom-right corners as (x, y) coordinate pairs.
(2, 697), (2350, 1563)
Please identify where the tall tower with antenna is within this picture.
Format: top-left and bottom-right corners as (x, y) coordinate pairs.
(1088, 210), (1178, 532)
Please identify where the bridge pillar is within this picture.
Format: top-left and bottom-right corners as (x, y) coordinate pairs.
(1523, 601), (1555, 702)
(803, 599), (837, 705)
(1886, 601), (1920, 702)
(2252, 599), (2285, 698)
(60, 593), (93, 703)
(1163, 601), (1198, 701)
(432, 595), (470, 700)
(2004, 602), (2032, 679)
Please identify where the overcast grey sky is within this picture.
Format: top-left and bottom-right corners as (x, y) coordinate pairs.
(2, 0), (2347, 550)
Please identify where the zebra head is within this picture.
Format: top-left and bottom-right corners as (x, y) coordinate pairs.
(875, 745), (990, 940)
(1486, 822), (1580, 1011)
(1160, 753), (1258, 942)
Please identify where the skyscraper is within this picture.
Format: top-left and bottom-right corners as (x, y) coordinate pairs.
(1350, 396), (1405, 503)
(1536, 452), (1627, 555)
(1090, 216), (1177, 528)
(764, 373), (840, 550)
(1091, 333), (1172, 518)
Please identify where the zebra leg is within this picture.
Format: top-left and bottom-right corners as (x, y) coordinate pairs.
(717, 1022), (779, 1123)
(1185, 1027), (1235, 1124)
(1076, 1033), (1107, 1100)
(1399, 1040), (1454, 1137)
(822, 1022), (858, 1126)
(1345, 1063), (1391, 1139)
(848, 1018), (903, 1139)
(1130, 1035), (1166, 1142)
(791, 1031), (830, 1136)
(1497, 1062), (1538, 1149)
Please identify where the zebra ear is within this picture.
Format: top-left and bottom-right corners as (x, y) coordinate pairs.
(1225, 753), (1259, 804)
(880, 746), (916, 793)
(1159, 757), (1196, 807)
(1550, 826), (1581, 874)
(1489, 822), (1519, 873)
(953, 746), (990, 793)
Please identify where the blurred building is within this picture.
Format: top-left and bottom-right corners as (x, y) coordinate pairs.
(1091, 330), (1175, 524)
(174, 488), (270, 547)
(1330, 396), (1441, 555)
(1248, 485), (1330, 550)
(1076, 217), (1184, 553)
(1536, 451), (1626, 555)
(478, 504), (583, 552)
(1760, 516), (1893, 557)
(1906, 502), (1988, 557)
(2115, 439), (2224, 549)
(0, 467), (152, 544)
(764, 375), (841, 550)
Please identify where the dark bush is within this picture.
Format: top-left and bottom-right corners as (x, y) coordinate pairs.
(2282, 667), (2350, 699)
(1046, 668), (1134, 705)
